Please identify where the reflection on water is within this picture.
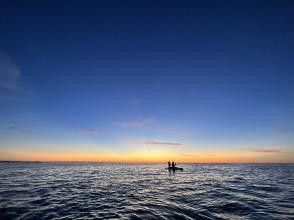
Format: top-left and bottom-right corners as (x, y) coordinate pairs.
(0, 163), (293, 219)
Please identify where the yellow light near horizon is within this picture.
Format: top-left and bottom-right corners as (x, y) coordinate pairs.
(1, 148), (293, 163)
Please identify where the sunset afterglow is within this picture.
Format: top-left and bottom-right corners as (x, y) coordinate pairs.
(0, 1), (293, 163)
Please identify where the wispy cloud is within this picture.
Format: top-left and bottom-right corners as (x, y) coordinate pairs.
(278, 127), (294, 134)
(0, 53), (32, 101)
(182, 153), (198, 157)
(143, 141), (183, 147)
(0, 94), (30, 102)
(244, 148), (286, 154)
(83, 128), (100, 136)
(115, 118), (153, 127)
(7, 125), (32, 133)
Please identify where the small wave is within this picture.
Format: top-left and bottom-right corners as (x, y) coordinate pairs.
(0, 163), (293, 219)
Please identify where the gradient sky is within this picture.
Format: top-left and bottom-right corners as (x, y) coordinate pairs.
(0, 1), (294, 162)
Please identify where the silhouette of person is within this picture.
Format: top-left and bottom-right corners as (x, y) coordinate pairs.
(168, 161), (171, 168)
(172, 161), (175, 168)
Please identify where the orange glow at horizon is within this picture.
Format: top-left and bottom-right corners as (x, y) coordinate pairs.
(1, 149), (293, 163)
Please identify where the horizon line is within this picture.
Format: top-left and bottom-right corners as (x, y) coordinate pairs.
(1, 160), (293, 164)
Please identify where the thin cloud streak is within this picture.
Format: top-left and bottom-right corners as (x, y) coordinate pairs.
(8, 126), (32, 134)
(244, 148), (286, 154)
(83, 128), (100, 136)
(143, 141), (183, 147)
(0, 94), (31, 102)
(278, 127), (294, 134)
(182, 153), (198, 157)
(115, 118), (153, 127)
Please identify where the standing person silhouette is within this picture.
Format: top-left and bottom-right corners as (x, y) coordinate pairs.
(168, 161), (171, 168)
(172, 161), (175, 168)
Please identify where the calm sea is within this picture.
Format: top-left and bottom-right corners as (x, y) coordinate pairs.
(0, 163), (293, 219)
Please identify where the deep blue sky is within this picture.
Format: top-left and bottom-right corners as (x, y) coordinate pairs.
(0, 1), (293, 162)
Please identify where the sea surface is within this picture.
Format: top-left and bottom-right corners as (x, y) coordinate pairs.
(0, 163), (293, 220)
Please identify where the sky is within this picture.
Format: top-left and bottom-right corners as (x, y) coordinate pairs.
(0, 0), (294, 163)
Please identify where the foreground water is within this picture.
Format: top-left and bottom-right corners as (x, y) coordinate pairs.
(0, 163), (293, 219)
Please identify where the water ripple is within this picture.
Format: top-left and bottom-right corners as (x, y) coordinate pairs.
(0, 163), (293, 219)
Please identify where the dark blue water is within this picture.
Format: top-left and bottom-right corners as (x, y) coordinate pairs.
(0, 163), (293, 219)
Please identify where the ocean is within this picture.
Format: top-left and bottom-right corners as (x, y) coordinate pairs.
(0, 163), (293, 219)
